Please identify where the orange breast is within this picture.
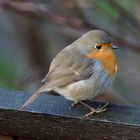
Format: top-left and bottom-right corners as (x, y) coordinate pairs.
(86, 48), (117, 77)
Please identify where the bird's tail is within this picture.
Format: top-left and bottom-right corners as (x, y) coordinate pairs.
(21, 85), (48, 110)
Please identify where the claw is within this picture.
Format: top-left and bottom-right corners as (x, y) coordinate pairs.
(80, 101), (110, 118)
(84, 107), (107, 118)
(96, 104), (102, 109)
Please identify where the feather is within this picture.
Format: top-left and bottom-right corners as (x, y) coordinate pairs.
(21, 85), (49, 110)
(41, 44), (96, 88)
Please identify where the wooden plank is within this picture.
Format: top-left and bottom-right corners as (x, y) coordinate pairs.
(0, 88), (140, 140)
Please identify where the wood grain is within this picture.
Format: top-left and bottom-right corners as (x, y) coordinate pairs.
(0, 89), (139, 140)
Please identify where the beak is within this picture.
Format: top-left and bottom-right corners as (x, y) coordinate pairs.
(112, 46), (118, 49)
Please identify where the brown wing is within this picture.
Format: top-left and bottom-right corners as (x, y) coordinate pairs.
(21, 45), (95, 109)
(42, 45), (95, 89)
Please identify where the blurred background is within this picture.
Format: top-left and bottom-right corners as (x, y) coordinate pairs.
(0, 0), (140, 106)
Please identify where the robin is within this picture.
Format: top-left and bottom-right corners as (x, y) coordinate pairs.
(21, 30), (118, 117)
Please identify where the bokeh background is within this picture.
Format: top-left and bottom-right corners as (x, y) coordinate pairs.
(0, 0), (140, 106)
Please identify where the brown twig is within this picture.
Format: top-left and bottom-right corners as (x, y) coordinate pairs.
(3, 1), (140, 53)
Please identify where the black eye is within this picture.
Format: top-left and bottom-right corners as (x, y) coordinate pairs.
(95, 45), (102, 49)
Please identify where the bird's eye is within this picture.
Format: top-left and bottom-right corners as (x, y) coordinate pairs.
(95, 45), (102, 49)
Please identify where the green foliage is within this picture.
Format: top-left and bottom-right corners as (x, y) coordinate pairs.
(0, 57), (20, 89)
(100, 2), (119, 19)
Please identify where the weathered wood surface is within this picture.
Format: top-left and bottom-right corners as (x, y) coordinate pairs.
(0, 88), (140, 140)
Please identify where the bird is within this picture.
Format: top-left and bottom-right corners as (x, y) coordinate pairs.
(21, 30), (118, 117)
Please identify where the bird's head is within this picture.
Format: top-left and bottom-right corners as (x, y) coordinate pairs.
(76, 30), (118, 77)
(77, 30), (118, 54)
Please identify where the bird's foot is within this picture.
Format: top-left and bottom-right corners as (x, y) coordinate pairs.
(79, 101), (109, 118)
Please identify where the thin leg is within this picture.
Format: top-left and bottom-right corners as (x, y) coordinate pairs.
(69, 101), (79, 110)
(80, 101), (97, 111)
(96, 102), (109, 110)
(79, 101), (110, 117)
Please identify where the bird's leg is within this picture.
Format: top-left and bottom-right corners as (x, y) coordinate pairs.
(96, 102), (109, 110)
(69, 101), (79, 110)
(79, 101), (109, 117)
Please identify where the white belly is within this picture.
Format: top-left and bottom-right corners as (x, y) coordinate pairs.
(54, 62), (113, 102)
(54, 79), (99, 102)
